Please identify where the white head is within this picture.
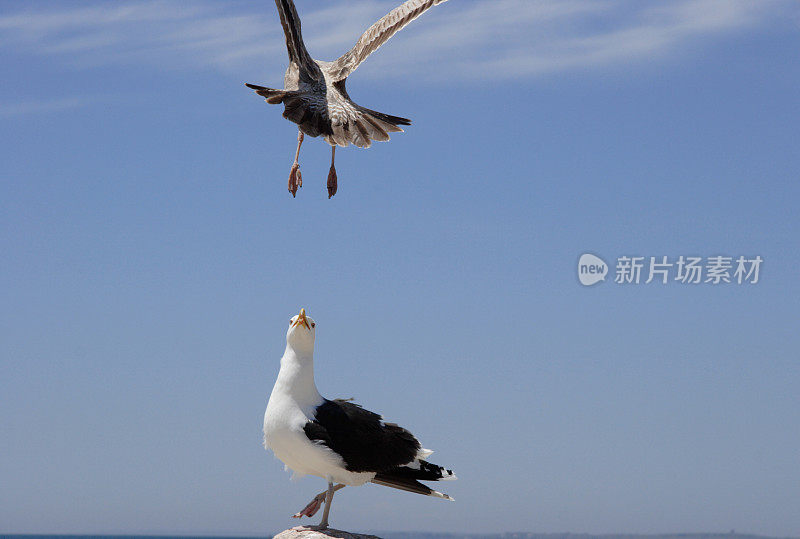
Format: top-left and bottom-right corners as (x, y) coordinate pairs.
(286, 308), (316, 356)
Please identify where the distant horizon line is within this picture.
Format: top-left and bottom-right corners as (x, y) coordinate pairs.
(2, 531), (799, 539)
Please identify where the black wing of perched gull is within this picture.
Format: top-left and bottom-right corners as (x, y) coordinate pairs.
(305, 399), (456, 498)
(329, 0), (449, 81)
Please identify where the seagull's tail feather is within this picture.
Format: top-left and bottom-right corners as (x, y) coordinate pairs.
(417, 447), (434, 460)
(245, 83), (296, 105)
(371, 461), (456, 500)
(372, 473), (454, 501)
(386, 460), (457, 482)
(355, 104), (411, 129)
(324, 105), (411, 149)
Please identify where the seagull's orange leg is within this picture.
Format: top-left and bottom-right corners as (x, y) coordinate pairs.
(288, 129), (304, 197)
(327, 145), (338, 199)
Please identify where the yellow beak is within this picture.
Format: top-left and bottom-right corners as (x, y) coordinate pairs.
(293, 308), (310, 329)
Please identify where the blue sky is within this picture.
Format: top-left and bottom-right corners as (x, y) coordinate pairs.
(1, 0), (799, 536)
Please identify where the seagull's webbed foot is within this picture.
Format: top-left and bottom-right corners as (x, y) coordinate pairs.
(288, 163), (302, 198)
(327, 145), (338, 199)
(291, 483), (345, 527)
(288, 129), (304, 198)
(292, 492), (325, 519)
(327, 165), (337, 199)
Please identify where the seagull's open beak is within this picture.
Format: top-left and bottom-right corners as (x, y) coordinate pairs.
(293, 308), (311, 330)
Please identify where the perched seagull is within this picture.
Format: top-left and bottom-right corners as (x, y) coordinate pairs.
(246, 0), (449, 198)
(264, 308), (456, 529)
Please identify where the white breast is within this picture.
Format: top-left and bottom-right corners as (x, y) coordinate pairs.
(263, 392), (341, 476)
(264, 344), (376, 486)
(263, 395), (376, 486)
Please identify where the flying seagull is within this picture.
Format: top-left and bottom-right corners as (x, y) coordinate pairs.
(246, 0), (449, 198)
(264, 308), (456, 529)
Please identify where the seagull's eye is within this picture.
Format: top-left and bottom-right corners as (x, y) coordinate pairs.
(289, 318), (293, 325)
(311, 322), (315, 328)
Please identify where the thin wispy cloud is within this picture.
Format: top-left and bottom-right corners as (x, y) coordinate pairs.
(0, 97), (83, 117)
(0, 0), (795, 82)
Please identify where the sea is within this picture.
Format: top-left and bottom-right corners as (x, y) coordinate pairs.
(0, 537), (272, 539)
(2, 533), (797, 539)
(0, 536), (272, 539)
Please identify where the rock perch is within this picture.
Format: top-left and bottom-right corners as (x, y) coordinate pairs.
(274, 526), (382, 539)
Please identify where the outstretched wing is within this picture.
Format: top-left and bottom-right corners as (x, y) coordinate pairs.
(274, 0), (323, 81)
(304, 399), (421, 473)
(328, 0), (448, 81)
